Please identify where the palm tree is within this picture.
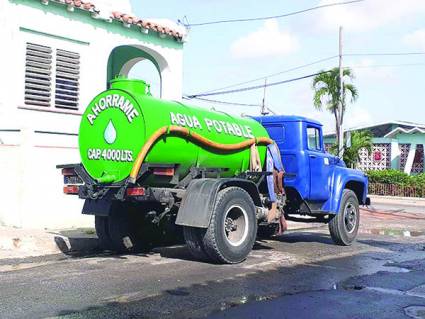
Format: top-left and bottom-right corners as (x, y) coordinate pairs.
(343, 130), (373, 168)
(312, 67), (358, 152)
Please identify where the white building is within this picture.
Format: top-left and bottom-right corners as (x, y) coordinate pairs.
(324, 121), (425, 174)
(0, 0), (186, 228)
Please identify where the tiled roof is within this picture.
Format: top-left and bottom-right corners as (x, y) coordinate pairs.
(38, 0), (186, 41)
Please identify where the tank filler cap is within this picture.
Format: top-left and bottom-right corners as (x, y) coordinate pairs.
(110, 77), (151, 95)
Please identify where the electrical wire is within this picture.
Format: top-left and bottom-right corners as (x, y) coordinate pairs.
(345, 52), (425, 57)
(183, 96), (262, 107)
(187, 71), (330, 98)
(347, 62), (425, 69)
(184, 0), (364, 27)
(201, 55), (338, 94)
(193, 53), (425, 96)
(183, 97), (278, 116)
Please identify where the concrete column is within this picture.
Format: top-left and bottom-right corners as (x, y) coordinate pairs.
(390, 139), (400, 169)
(423, 144), (425, 174)
(160, 65), (183, 101)
(404, 143), (417, 175)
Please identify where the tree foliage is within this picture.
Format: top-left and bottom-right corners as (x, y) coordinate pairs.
(312, 67), (358, 150)
(328, 130), (373, 168)
(343, 130), (373, 168)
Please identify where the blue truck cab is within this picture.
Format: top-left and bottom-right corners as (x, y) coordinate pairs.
(255, 115), (369, 245)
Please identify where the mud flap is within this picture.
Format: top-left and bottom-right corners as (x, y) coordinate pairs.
(176, 178), (261, 228)
(82, 199), (113, 216)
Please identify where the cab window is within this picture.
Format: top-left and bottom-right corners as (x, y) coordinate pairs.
(307, 127), (322, 151)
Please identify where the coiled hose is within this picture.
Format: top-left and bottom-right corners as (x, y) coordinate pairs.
(129, 125), (273, 183)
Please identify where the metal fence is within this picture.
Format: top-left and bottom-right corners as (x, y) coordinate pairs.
(369, 183), (425, 198)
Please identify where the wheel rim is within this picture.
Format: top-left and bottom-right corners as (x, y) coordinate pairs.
(223, 205), (249, 247)
(344, 201), (358, 233)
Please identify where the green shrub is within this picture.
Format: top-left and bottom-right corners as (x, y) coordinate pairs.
(366, 169), (425, 187)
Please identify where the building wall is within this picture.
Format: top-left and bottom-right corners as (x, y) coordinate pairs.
(0, 0), (184, 228)
(325, 134), (425, 174)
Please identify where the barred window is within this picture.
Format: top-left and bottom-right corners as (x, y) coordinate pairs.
(24, 43), (52, 107)
(24, 43), (80, 110)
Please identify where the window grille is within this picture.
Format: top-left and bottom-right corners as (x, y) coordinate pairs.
(54, 49), (80, 109)
(24, 43), (52, 107)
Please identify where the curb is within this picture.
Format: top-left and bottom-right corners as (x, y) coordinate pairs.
(370, 194), (425, 202)
(369, 195), (425, 207)
(0, 227), (100, 260)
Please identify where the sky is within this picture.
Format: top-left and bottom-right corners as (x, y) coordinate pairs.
(129, 0), (425, 133)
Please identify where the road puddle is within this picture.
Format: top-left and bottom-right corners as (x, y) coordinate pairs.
(219, 294), (278, 311)
(363, 229), (425, 237)
(405, 306), (425, 319)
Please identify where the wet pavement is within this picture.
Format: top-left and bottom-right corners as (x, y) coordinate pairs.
(0, 207), (425, 318)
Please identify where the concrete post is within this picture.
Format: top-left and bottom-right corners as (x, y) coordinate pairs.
(390, 139), (400, 169)
(404, 143), (417, 175)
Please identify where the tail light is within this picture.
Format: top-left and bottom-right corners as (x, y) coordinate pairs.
(63, 185), (79, 194)
(152, 167), (175, 176)
(126, 187), (145, 197)
(62, 168), (76, 176)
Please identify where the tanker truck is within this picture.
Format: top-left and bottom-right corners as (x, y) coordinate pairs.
(57, 77), (369, 264)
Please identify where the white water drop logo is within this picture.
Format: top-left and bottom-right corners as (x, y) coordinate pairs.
(104, 120), (117, 144)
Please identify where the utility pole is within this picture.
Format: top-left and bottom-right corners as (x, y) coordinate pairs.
(261, 78), (269, 116)
(338, 26), (344, 158)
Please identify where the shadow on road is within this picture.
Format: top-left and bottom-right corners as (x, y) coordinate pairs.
(50, 233), (425, 319)
(44, 232), (425, 318)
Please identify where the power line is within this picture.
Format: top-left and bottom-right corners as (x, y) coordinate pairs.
(183, 97), (279, 115)
(195, 52), (425, 96)
(183, 96), (262, 107)
(201, 55), (338, 94)
(184, 0), (364, 27)
(187, 71), (330, 98)
(345, 52), (425, 57)
(347, 62), (425, 69)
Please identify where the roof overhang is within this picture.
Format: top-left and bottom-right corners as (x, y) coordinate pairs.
(384, 127), (425, 138)
(33, 0), (187, 42)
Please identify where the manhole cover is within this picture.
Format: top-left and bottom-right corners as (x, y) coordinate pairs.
(405, 306), (425, 319)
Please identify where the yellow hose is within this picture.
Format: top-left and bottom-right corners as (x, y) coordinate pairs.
(129, 125), (273, 183)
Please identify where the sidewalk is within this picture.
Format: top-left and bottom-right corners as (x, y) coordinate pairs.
(369, 194), (425, 207)
(0, 226), (99, 260)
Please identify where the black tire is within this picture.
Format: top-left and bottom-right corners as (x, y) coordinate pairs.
(328, 189), (360, 246)
(107, 203), (149, 253)
(95, 216), (113, 250)
(183, 226), (210, 261)
(201, 187), (257, 264)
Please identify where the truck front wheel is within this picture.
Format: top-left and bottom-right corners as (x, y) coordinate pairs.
(184, 187), (257, 264)
(328, 189), (360, 245)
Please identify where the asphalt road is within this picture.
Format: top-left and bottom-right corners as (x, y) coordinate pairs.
(1, 228), (425, 319)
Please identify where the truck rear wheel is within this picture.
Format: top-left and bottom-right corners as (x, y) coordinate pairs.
(183, 226), (210, 261)
(95, 216), (113, 250)
(107, 203), (152, 253)
(185, 187), (257, 264)
(328, 189), (360, 246)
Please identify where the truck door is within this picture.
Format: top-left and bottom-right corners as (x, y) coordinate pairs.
(306, 125), (331, 201)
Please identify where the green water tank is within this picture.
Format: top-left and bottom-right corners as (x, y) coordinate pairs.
(78, 78), (270, 183)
